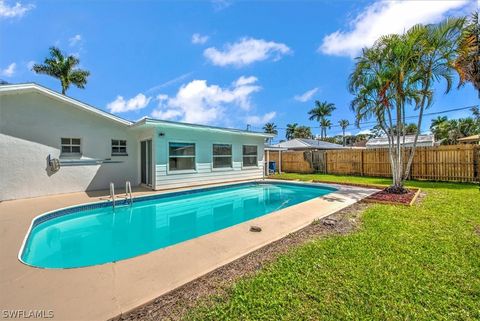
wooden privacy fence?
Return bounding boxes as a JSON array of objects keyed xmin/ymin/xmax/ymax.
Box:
[{"xmin": 270, "ymin": 145, "xmax": 480, "ymax": 182}]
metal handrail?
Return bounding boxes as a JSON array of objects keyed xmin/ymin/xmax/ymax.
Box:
[
  {"xmin": 110, "ymin": 182, "xmax": 115, "ymax": 209},
  {"xmin": 125, "ymin": 181, "xmax": 132, "ymax": 205}
]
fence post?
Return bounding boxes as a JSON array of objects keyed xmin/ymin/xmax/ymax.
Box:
[
  {"xmin": 361, "ymin": 150, "xmax": 364, "ymax": 176},
  {"xmin": 408, "ymin": 147, "xmax": 413, "ymax": 181},
  {"xmin": 325, "ymin": 151, "xmax": 328, "ymax": 174},
  {"xmin": 474, "ymin": 145, "xmax": 479, "ymax": 182}
]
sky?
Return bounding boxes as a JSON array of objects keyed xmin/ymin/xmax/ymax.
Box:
[{"xmin": 1, "ymin": 0, "xmax": 478, "ymax": 142}]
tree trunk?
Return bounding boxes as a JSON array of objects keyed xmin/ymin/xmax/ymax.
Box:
[
  {"xmin": 403, "ymin": 78, "xmax": 430, "ymax": 181},
  {"xmin": 403, "ymin": 106, "xmax": 424, "ymax": 180}
]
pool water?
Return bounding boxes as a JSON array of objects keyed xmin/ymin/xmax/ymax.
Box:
[{"xmin": 21, "ymin": 182, "xmax": 334, "ymax": 268}]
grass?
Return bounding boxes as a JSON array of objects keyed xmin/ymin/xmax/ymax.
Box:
[{"xmin": 186, "ymin": 174, "xmax": 480, "ymax": 320}]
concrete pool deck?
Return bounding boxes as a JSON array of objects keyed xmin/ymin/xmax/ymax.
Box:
[{"xmin": 0, "ymin": 179, "xmax": 377, "ymax": 321}]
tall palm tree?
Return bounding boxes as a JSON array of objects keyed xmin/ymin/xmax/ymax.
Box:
[
  {"xmin": 455, "ymin": 11, "xmax": 479, "ymax": 97},
  {"xmin": 338, "ymin": 119, "xmax": 350, "ymax": 146},
  {"xmin": 293, "ymin": 125, "xmax": 313, "ymax": 139},
  {"xmin": 285, "ymin": 123, "xmax": 298, "ymax": 140},
  {"xmin": 263, "ymin": 122, "xmax": 278, "ymax": 144},
  {"xmin": 319, "ymin": 118, "xmax": 331, "ymax": 139},
  {"xmin": 402, "ymin": 18, "xmax": 464, "ymax": 178},
  {"xmin": 350, "ymin": 28, "xmax": 426, "ymax": 192},
  {"xmin": 32, "ymin": 47, "xmax": 90, "ymax": 95},
  {"xmin": 308, "ymin": 100, "xmax": 336, "ymax": 138},
  {"xmin": 350, "ymin": 18, "xmax": 463, "ymax": 192}
]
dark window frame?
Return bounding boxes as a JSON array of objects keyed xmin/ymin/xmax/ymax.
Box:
[
  {"xmin": 242, "ymin": 145, "xmax": 258, "ymax": 167},
  {"xmin": 111, "ymin": 139, "xmax": 128, "ymax": 156},
  {"xmin": 169, "ymin": 142, "xmax": 196, "ymax": 171},
  {"xmin": 60, "ymin": 137, "xmax": 81, "ymax": 156},
  {"xmin": 212, "ymin": 144, "xmax": 233, "ymax": 169}
]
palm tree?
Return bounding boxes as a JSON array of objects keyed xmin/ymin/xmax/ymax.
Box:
[
  {"xmin": 338, "ymin": 119, "xmax": 350, "ymax": 146},
  {"xmin": 293, "ymin": 126, "xmax": 313, "ymax": 139},
  {"xmin": 455, "ymin": 11, "xmax": 479, "ymax": 97},
  {"xmin": 350, "ymin": 18, "xmax": 463, "ymax": 192},
  {"xmin": 32, "ymin": 47, "xmax": 90, "ymax": 95},
  {"xmin": 350, "ymin": 28, "xmax": 426, "ymax": 192},
  {"xmin": 401, "ymin": 18, "xmax": 464, "ymax": 179},
  {"xmin": 263, "ymin": 122, "xmax": 278, "ymax": 144},
  {"xmin": 319, "ymin": 118, "xmax": 331, "ymax": 139},
  {"xmin": 472, "ymin": 106, "xmax": 480, "ymax": 122},
  {"xmin": 308, "ymin": 100, "xmax": 336, "ymax": 138},
  {"xmin": 285, "ymin": 123, "xmax": 298, "ymax": 140},
  {"xmin": 430, "ymin": 116, "xmax": 449, "ymax": 141}
]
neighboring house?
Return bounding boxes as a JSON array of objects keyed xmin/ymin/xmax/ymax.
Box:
[
  {"xmin": 366, "ymin": 135, "xmax": 437, "ymax": 149},
  {"xmin": 0, "ymin": 83, "xmax": 272, "ymax": 201},
  {"xmin": 272, "ymin": 138, "xmax": 344, "ymax": 150},
  {"xmin": 457, "ymin": 134, "xmax": 480, "ymax": 144},
  {"xmin": 352, "ymin": 140, "xmax": 367, "ymax": 149}
]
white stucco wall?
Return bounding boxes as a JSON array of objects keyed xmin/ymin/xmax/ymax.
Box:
[
  {"xmin": 154, "ymin": 126, "xmax": 265, "ymax": 190},
  {"xmin": 0, "ymin": 91, "xmax": 139, "ymax": 201}
]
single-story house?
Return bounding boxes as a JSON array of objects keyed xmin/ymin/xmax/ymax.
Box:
[
  {"xmin": 272, "ymin": 138, "xmax": 344, "ymax": 150},
  {"xmin": 458, "ymin": 134, "xmax": 480, "ymax": 144},
  {"xmin": 0, "ymin": 83, "xmax": 272, "ymax": 201},
  {"xmin": 366, "ymin": 134, "xmax": 437, "ymax": 149}
]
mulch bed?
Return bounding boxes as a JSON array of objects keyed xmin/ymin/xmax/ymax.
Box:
[
  {"xmin": 111, "ymin": 202, "xmax": 369, "ymax": 321},
  {"xmin": 363, "ymin": 188, "xmax": 420, "ymax": 206}
]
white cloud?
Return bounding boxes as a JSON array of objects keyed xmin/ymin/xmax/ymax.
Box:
[
  {"xmin": 69, "ymin": 34, "xmax": 82, "ymax": 47},
  {"xmin": 333, "ymin": 131, "xmax": 352, "ymax": 137},
  {"xmin": 204, "ymin": 37, "xmax": 292, "ymax": 67},
  {"xmin": 294, "ymin": 87, "xmax": 319, "ymax": 102},
  {"xmin": 26, "ymin": 60, "xmax": 35, "ymax": 70},
  {"xmin": 356, "ymin": 129, "xmax": 372, "ymax": 135},
  {"xmin": 319, "ymin": 0, "xmax": 470, "ymax": 57},
  {"xmin": 192, "ymin": 33, "xmax": 209, "ymax": 45},
  {"xmin": 0, "ymin": 0, "xmax": 34, "ymax": 18},
  {"xmin": 151, "ymin": 76, "xmax": 261, "ymax": 124},
  {"xmin": 234, "ymin": 76, "xmax": 257, "ymax": 86},
  {"xmin": 1, "ymin": 63, "xmax": 16, "ymax": 77},
  {"xmin": 107, "ymin": 93, "xmax": 152, "ymax": 113},
  {"xmin": 211, "ymin": 0, "xmax": 232, "ymax": 11},
  {"xmin": 146, "ymin": 72, "xmax": 193, "ymax": 94},
  {"xmin": 245, "ymin": 112, "xmax": 276, "ymax": 126}
]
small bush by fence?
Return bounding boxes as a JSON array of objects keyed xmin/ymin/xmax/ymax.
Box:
[{"xmin": 267, "ymin": 145, "xmax": 480, "ymax": 182}]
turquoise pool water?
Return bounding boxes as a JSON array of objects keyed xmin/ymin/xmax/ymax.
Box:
[{"xmin": 21, "ymin": 182, "xmax": 335, "ymax": 268}]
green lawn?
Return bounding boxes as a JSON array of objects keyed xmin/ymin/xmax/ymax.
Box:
[{"xmin": 187, "ymin": 174, "xmax": 480, "ymax": 320}]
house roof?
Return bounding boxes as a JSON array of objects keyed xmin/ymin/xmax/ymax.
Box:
[
  {"xmin": 0, "ymin": 83, "xmax": 132, "ymax": 126},
  {"xmin": 366, "ymin": 134, "xmax": 435, "ymax": 147},
  {"xmin": 272, "ymin": 138, "xmax": 345, "ymax": 150},
  {"xmin": 264, "ymin": 144, "xmax": 288, "ymax": 151},
  {"xmin": 0, "ymin": 83, "xmax": 273, "ymax": 138},
  {"xmin": 131, "ymin": 117, "xmax": 274, "ymax": 137}
]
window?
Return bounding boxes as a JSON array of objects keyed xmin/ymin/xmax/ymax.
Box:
[
  {"xmin": 242, "ymin": 145, "xmax": 258, "ymax": 167},
  {"xmin": 169, "ymin": 142, "xmax": 196, "ymax": 171},
  {"xmin": 213, "ymin": 144, "xmax": 232, "ymax": 168},
  {"xmin": 111, "ymin": 139, "xmax": 127, "ymax": 156},
  {"xmin": 61, "ymin": 138, "xmax": 81, "ymax": 155}
]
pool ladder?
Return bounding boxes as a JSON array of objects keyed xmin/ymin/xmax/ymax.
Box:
[{"xmin": 110, "ymin": 181, "xmax": 133, "ymax": 210}]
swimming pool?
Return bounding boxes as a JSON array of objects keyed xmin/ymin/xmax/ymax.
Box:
[{"xmin": 20, "ymin": 182, "xmax": 335, "ymax": 268}]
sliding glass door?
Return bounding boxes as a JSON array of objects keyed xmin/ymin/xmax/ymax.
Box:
[{"xmin": 140, "ymin": 139, "xmax": 152, "ymax": 186}]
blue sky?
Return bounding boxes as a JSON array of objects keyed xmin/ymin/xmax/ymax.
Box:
[{"xmin": 1, "ymin": 0, "xmax": 478, "ymax": 141}]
